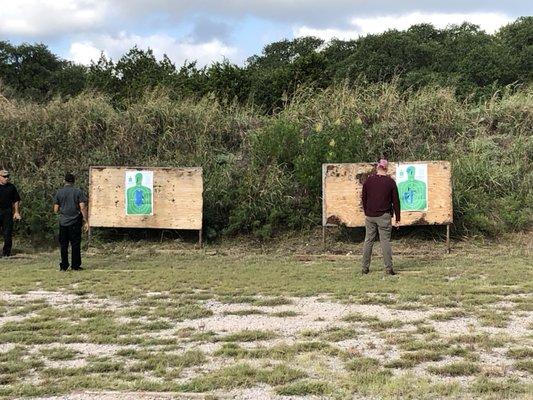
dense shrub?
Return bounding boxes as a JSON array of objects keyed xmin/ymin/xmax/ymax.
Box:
[{"xmin": 0, "ymin": 83, "xmax": 531, "ymax": 240}]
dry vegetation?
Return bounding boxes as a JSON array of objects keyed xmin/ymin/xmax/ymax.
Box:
[{"xmin": 0, "ymin": 83, "xmax": 531, "ymax": 240}]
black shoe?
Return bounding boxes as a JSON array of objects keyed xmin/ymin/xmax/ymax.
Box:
[
  {"xmin": 362, "ymin": 269, "xmax": 370, "ymax": 275},
  {"xmin": 385, "ymin": 269, "xmax": 397, "ymax": 276},
  {"xmin": 72, "ymin": 266, "xmax": 84, "ymax": 271}
]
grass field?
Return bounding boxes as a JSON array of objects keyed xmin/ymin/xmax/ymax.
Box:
[{"xmin": 0, "ymin": 233, "xmax": 531, "ymax": 399}]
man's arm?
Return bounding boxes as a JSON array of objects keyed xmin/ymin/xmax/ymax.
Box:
[
  {"xmin": 80, "ymin": 202, "xmax": 89, "ymax": 232},
  {"xmin": 362, "ymin": 182, "xmax": 368, "ymax": 215},
  {"xmin": 76, "ymin": 189, "xmax": 89, "ymax": 231},
  {"xmin": 53, "ymin": 192, "xmax": 60, "ymax": 214},
  {"xmin": 12, "ymin": 186, "xmax": 21, "ymax": 220},
  {"xmin": 79, "ymin": 202, "xmax": 88, "ymax": 222},
  {"xmin": 13, "ymin": 201, "xmax": 21, "ymax": 221},
  {"xmin": 391, "ymin": 182, "xmax": 401, "ymax": 225}
]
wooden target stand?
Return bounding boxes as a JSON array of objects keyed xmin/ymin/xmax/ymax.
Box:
[
  {"xmin": 322, "ymin": 162, "xmax": 453, "ymax": 253},
  {"xmin": 88, "ymin": 166, "xmax": 203, "ymax": 247}
]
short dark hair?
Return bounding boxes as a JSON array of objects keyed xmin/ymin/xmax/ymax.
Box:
[{"xmin": 65, "ymin": 173, "xmax": 75, "ymax": 183}]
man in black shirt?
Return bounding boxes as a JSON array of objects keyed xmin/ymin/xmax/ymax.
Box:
[
  {"xmin": 0, "ymin": 170, "xmax": 22, "ymax": 257},
  {"xmin": 53, "ymin": 173, "xmax": 88, "ymax": 271}
]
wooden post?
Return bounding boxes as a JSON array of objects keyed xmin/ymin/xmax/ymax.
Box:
[
  {"xmin": 198, "ymin": 229, "xmax": 203, "ymax": 248},
  {"xmin": 446, "ymin": 224, "xmax": 451, "ymax": 254}
]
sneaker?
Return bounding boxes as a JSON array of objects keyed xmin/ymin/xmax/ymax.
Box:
[
  {"xmin": 72, "ymin": 266, "xmax": 84, "ymax": 271},
  {"xmin": 385, "ymin": 269, "xmax": 396, "ymax": 276}
]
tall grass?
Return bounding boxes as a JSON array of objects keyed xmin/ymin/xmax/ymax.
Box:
[{"xmin": 0, "ymin": 83, "xmax": 531, "ymax": 241}]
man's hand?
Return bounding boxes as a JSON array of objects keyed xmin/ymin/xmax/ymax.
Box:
[
  {"xmin": 393, "ymin": 220, "xmax": 400, "ymax": 228},
  {"xmin": 83, "ymin": 221, "xmax": 89, "ymax": 233},
  {"xmin": 13, "ymin": 212, "xmax": 21, "ymax": 221}
]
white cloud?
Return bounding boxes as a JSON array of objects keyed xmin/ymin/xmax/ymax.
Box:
[
  {"xmin": 0, "ymin": 1, "xmax": 525, "ymax": 67},
  {"xmin": 68, "ymin": 32, "xmax": 239, "ymax": 66},
  {"xmin": 115, "ymin": 1, "xmax": 528, "ymax": 27},
  {"xmin": 294, "ymin": 27, "xmax": 361, "ymax": 42},
  {"xmin": 353, "ymin": 12, "xmax": 513, "ymax": 35},
  {"xmin": 0, "ymin": 0, "xmax": 109, "ymax": 36},
  {"xmin": 69, "ymin": 42, "xmax": 106, "ymax": 65},
  {"xmin": 294, "ymin": 11, "xmax": 514, "ymax": 41},
  {"xmin": 2, "ymin": 1, "xmax": 525, "ymax": 39}
]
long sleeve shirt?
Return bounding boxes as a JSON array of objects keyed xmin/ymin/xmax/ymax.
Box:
[{"xmin": 362, "ymin": 174, "xmax": 401, "ymax": 222}]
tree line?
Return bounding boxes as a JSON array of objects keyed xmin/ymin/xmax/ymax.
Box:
[{"xmin": 1, "ymin": 17, "xmax": 531, "ymax": 110}]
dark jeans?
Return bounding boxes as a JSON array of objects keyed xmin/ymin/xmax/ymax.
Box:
[
  {"xmin": 0, "ymin": 209, "xmax": 14, "ymax": 257},
  {"xmin": 59, "ymin": 218, "xmax": 82, "ymax": 269}
]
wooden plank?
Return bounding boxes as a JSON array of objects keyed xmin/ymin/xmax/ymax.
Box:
[
  {"xmin": 322, "ymin": 161, "xmax": 452, "ymax": 227},
  {"xmin": 88, "ymin": 166, "xmax": 203, "ymax": 230}
]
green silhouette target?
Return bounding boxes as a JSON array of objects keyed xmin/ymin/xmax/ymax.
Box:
[
  {"xmin": 125, "ymin": 171, "xmax": 153, "ymax": 215},
  {"xmin": 397, "ymin": 164, "xmax": 428, "ymax": 211}
]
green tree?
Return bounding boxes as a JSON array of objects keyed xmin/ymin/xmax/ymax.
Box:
[
  {"xmin": 247, "ymin": 37, "xmax": 327, "ymax": 111},
  {"xmin": 497, "ymin": 17, "xmax": 533, "ymax": 82},
  {"xmin": 205, "ymin": 60, "xmax": 250, "ymax": 103},
  {"xmin": 86, "ymin": 54, "xmax": 119, "ymax": 96},
  {"xmin": 114, "ymin": 47, "xmax": 177, "ymax": 100},
  {"xmin": 0, "ymin": 41, "xmax": 85, "ymax": 100},
  {"xmin": 247, "ymin": 37, "xmax": 324, "ymax": 70}
]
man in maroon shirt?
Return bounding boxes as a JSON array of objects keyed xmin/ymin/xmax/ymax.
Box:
[{"xmin": 361, "ymin": 159, "xmax": 401, "ymax": 275}]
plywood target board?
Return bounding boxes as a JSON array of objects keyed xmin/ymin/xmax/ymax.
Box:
[
  {"xmin": 89, "ymin": 166, "xmax": 203, "ymax": 230},
  {"xmin": 322, "ymin": 161, "xmax": 452, "ymax": 227}
]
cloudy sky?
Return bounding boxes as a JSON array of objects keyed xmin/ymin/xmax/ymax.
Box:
[{"xmin": 1, "ymin": 1, "xmax": 531, "ymax": 66}]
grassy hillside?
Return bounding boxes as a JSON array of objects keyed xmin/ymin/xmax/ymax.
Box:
[{"xmin": 0, "ymin": 82, "xmax": 531, "ymax": 240}]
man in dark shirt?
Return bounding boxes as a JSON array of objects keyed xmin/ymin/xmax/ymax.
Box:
[
  {"xmin": 53, "ymin": 173, "xmax": 88, "ymax": 271},
  {"xmin": 0, "ymin": 170, "xmax": 22, "ymax": 257},
  {"xmin": 361, "ymin": 159, "xmax": 401, "ymax": 275}
]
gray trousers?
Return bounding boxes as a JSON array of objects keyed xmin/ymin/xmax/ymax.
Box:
[{"xmin": 362, "ymin": 213, "xmax": 393, "ymax": 270}]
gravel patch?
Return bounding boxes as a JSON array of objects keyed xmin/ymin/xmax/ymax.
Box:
[
  {"xmin": 177, "ymin": 296, "xmax": 429, "ymax": 337},
  {"xmin": 0, "ymin": 314, "xmax": 31, "ymax": 326},
  {"xmin": 0, "ymin": 290, "xmax": 124, "ymax": 310},
  {"xmin": 3, "ymin": 290, "xmax": 531, "ymax": 400},
  {"xmin": 0, "ymin": 342, "xmax": 16, "ymax": 352},
  {"xmin": 432, "ymin": 313, "xmax": 533, "ymax": 337},
  {"xmin": 32, "ymin": 392, "xmax": 219, "ymax": 400}
]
